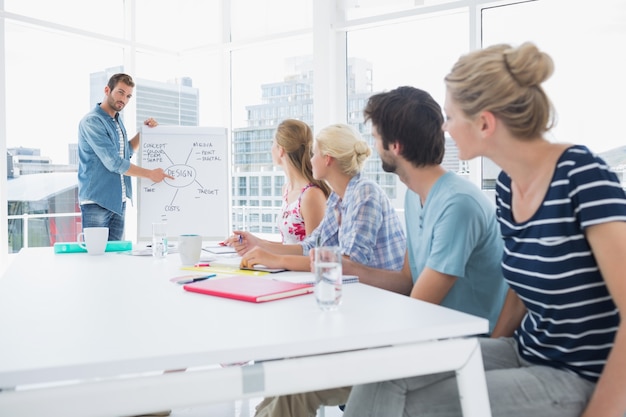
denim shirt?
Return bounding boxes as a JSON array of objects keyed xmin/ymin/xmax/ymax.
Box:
[{"xmin": 78, "ymin": 104, "xmax": 134, "ymax": 216}]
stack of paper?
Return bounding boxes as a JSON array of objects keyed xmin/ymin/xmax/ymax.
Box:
[{"xmin": 275, "ymin": 274, "xmax": 359, "ymax": 285}]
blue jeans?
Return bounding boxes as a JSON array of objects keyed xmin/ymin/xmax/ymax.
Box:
[
  {"xmin": 344, "ymin": 337, "xmax": 596, "ymax": 417},
  {"xmin": 80, "ymin": 203, "xmax": 126, "ymax": 241}
]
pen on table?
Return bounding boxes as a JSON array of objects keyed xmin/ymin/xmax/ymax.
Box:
[
  {"xmin": 195, "ymin": 262, "xmax": 211, "ymax": 267},
  {"xmin": 177, "ymin": 274, "xmax": 216, "ymax": 285}
]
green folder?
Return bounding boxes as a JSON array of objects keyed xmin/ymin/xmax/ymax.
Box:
[{"xmin": 53, "ymin": 240, "xmax": 133, "ymax": 254}]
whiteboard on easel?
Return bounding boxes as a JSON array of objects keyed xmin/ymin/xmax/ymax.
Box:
[{"xmin": 137, "ymin": 126, "xmax": 230, "ymax": 242}]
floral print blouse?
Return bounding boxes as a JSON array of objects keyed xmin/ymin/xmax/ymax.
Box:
[{"xmin": 278, "ymin": 183, "xmax": 319, "ymax": 244}]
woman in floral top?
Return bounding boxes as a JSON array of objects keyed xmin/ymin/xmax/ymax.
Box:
[
  {"xmin": 275, "ymin": 120, "xmax": 330, "ymax": 242},
  {"xmin": 279, "ymin": 183, "xmax": 320, "ymax": 243},
  {"xmin": 238, "ymin": 119, "xmax": 330, "ymax": 245}
]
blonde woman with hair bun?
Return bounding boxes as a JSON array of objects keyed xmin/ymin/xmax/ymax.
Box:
[
  {"xmin": 345, "ymin": 42, "xmax": 626, "ymax": 417},
  {"xmin": 313, "ymin": 123, "xmax": 372, "ymax": 177},
  {"xmin": 233, "ymin": 123, "xmax": 406, "ymax": 281}
]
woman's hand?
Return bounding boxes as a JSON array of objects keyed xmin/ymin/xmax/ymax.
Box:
[
  {"xmin": 225, "ymin": 231, "xmax": 258, "ymax": 255},
  {"xmin": 308, "ymin": 248, "xmax": 317, "ymax": 272},
  {"xmin": 240, "ymin": 247, "xmax": 281, "ymax": 269}
]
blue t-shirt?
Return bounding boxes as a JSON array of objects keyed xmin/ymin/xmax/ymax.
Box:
[
  {"xmin": 405, "ymin": 172, "xmax": 507, "ymax": 333},
  {"xmin": 496, "ymin": 145, "xmax": 626, "ymax": 382}
]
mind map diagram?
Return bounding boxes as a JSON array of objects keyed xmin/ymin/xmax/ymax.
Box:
[{"xmin": 138, "ymin": 126, "xmax": 229, "ymax": 241}]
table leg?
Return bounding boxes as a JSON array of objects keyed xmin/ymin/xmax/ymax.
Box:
[{"xmin": 455, "ymin": 338, "xmax": 492, "ymax": 417}]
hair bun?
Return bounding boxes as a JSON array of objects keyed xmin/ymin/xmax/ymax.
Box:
[
  {"xmin": 503, "ymin": 42, "xmax": 554, "ymax": 88},
  {"xmin": 355, "ymin": 140, "xmax": 371, "ymax": 155}
]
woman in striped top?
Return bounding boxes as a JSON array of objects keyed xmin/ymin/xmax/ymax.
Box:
[{"xmin": 344, "ymin": 43, "xmax": 626, "ymax": 417}]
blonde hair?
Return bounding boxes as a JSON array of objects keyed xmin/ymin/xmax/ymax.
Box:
[
  {"xmin": 445, "ymin": 42, "xmax": 556, "ymax": 139},
  {"xmin": 275, "ymin": 119, "xmax": 331, "ymax": 197},
  {"xmin": 315, "ymin": 124, "xmax": 372, "ymax": 176}
]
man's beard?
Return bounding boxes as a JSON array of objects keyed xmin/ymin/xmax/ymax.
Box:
[
  {"xmin": 381, "ymin": 158, "xmax": 396, "ymax": 173},
  {"xmin": 109, "ymin": 97, "xmax": 125, "ymax": 111}
]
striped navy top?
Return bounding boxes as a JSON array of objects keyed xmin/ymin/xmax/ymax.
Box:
[{"xmin": 496, "ymin": 145, "xmax": 626, "ymax": 382}]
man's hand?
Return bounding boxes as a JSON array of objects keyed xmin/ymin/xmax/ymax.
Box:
[
  {"xmin": 130, "ymin": 118, "xmax": 158, "ymax": 151},
  {"xmin": 149, "ymin": 167, "xmax": 174, "ymax": 183},
  {"xmin": 144, "ymin": 118, "xmax": 158, "ymax": 127}
]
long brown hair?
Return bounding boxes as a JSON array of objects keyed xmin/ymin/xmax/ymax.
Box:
[{"xmin": 275, "ymin": 119, "xmax": 331, "ymax": 197}]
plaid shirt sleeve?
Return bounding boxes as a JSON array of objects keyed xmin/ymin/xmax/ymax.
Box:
[
  {"xmin": 301, "ymin": 178, "xmax": 405, "ymax": 271},
  {"xmin": 340, "ymin": 179, "xmax": 405, "ymax": 270},
  {"xmin": 300, "ymin": 193, "xmax": 341, "ymax": 255}
]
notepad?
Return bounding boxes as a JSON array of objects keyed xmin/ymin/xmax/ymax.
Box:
[
  {"xmin": 183, "ymin": 275, "xmax": 314, "ymax": 303},
  {"xmin": 276, "ymin": 274, "xmax": 359, "ymax": 285},
  {"xmin": 182, "ymin": 265, "xmax": 271, "ymax": 277},
  {"xmin": 241, "ymin": 265, "xmax": 287, "ymax": 273},
  {"xmin": 202, "ymin": 245, "xmax": 237, "ymax": 254}
]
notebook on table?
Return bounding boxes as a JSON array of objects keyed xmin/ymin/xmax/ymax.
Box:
[
  {"xmin": 183, "ymin": 275, "xmax": 314, "ymax": 303},
  {"xmin": 202, "ymin": 245, "xmax": 237, "ymax": 254},
  {"xmin": 275, "ymin": 274, "xmax": 359, "ymax": 285},
  {"xmin": 241, "ymin": 265, "xmax": 287, "ymax": 273}
]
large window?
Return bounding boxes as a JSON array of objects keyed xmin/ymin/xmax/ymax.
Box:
[
  {"xmin": 480, "ymin": 0, "xmax": 626, "ymax": 187},
  {"xmin": 4, "ymin": 23, "xmax": 124, "ymax": 165},
  {"xmin": 231, "ymin": 37, "xmax": 314, "ymax": 131},
  {"xmin": 230, "ymin": 0, "xmax": 313, "ymax": 40},
  {"xmin": 4, "ymin": 21, "xmax": 124, "ymax": 252},
  {"xmin": 2, "ymin": 0, "xmax": 225, "ymax": 255},
  {"xmin": 4, "ymin": 0, "xmax": 124, "ymax": 36},
  {"xmin": 346, "ymin": 8, "xmax": 469, "ymax": 207},
  {"xmin": 2, "ymin": 0, "xmax": 626, "ymax": 262},
  {"xmin": 135, "ymin": 0, "xmax": 222, "ymax": 51},
  {"xmin": 343, "ymin": 0, "xmax": 458, "ymax": 20},
  {"xmin": 230, "ymin": 35, "xmax": 313, "ymax": 231}
]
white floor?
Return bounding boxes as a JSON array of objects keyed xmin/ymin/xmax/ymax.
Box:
[{"xmin": 167, "ymin": 397, "xmax": 344, "ymax": 417}]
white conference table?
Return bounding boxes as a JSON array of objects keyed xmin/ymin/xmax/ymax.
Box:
[{"xmin": 0, "ymin": 247, "xmax": 492, "ymax": 417}]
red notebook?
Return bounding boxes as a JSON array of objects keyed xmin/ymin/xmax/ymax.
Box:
[{"xmin": 183, "ymin": 276, "xmax": 314, "ymax": 303}]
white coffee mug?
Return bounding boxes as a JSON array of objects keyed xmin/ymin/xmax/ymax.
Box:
[
  {"xmin": 178, "ymin": 234, "xmax": 203, "ymax": 266},
  {"xmin": 77, "ymin": 227, "xmax": 109, "ymax": 255}
]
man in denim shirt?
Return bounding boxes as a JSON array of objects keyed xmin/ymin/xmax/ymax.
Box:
[{"xmin": 78, "ymin": 73, "xmax": 173, "ymax": 240}]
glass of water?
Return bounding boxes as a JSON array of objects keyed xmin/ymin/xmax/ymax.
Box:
[
  {"xmin": 152, "ymin": 222, "xmax": 168, "ymax": 258},
  {"xmin": 314, "ymin": 246, "xmax": 343, "ymax": 311}
]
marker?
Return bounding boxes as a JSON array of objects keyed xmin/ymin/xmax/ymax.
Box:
[
  {"xmin": 195, "ymin": 262, "xmax": 211, "ymax": 267},
  {"xmin": 177, "ymin": 274, "xmax": 216, "ymax": 285}
]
